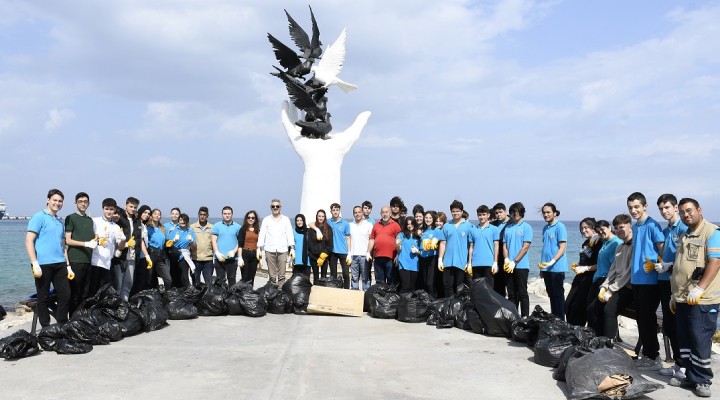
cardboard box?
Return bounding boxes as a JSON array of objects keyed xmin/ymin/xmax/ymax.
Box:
[{"xmin": 307, "ymin": 285, "xmax": 364, "ymax": 317}]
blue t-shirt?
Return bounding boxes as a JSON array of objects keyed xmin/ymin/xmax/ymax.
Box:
[
  {"xmin": 396, "ymin": 233, "xmax": 420, "ymax": 272},
  {"xmin": 329, "ymin": 218, "xmax": 351, "ymax": 254},
  {"xmin": 541, "ymin": 221, "xmax": 568, "ymax": 272},
  {"xmin": 594, "ymin": 236, "xmax": 623, "ymax": 282},
  {"xmin": 366, "ymin": 217, "xmax": 376, "ymax": 225},
  {"xmin": 503, "ymin": 220, "xmax": 533, "ymax": 270},
  {"xmin": 168, "ymin": 227, "xmax": 196, "ymax": 260},
  {"xmin": 27, "ymin": 209, "xmax": 66, "ymax": 265},
  {"xmin": 211, "ymin": 221, "xmax": 241, "ymax": 256},
  {"xmin": 469, "ymin": 224, "xmax": 500, "ymax": 266},
  {"xmin": 147, "ymin": 225, "xmax": 166, "ymax": 249},
  {"xmin": 659, "ymin": 219, "xmax": 688, "ymax": 281},
  {"xmin": 631, "ymin": 216, "xmax": 665, "ymax": 285},
  {"xmin": 437, "ymin": 220, "xmax": 472, "ymax": 269},
  {"xmin": 293, "ymin": 230, "xmax": 306, "ymax": 265},
  {"xmin": 420, "ymin": 227, "xmax": 440, "ymax": 258}
]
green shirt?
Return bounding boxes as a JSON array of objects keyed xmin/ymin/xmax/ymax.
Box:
[{"xmin": 65, "ymin": 212, "xmax": 94, "ymax": 263}]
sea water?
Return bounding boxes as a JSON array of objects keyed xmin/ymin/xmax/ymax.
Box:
[{"xmin": 0, "ymin": 218, "xmax": 589, "ymax": 308}]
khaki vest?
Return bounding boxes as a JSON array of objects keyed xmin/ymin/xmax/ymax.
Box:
[{"xmin": 671, "ymin": 219, "xmax": 720, "ymax": 304}]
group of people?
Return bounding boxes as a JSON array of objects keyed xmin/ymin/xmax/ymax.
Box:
[{"xmin": 26, "ymin": 190, "xmax": 718, "ymax": 398}]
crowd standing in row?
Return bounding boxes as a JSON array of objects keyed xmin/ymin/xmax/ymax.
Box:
[{"xmin": 26, "ymin": 190, "xmax": 718, "ymax": 398}]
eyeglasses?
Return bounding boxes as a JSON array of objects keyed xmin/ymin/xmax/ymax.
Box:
[
  {"xmin": 247, "ymin": 216, "xmax": 256, "ymax": 220},
  {"xmin": 76, "ymin": 200, "xmax": 89, "ymax": 204},
  {"xmin": 271, "ymin": 205, "xmax": 281, "ymax": 209}
]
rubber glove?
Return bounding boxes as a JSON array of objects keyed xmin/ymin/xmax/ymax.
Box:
[
  {"xmin": 315, "ymin": 228, "xmax": 323, "ymax": 241},
  {"xmin": 289, "ymin": 249, "xmax": 295, "ymax": 260},
  {"xmin": 85, "ymin": 240, "xmax": 98, "ymax": 249},
  {"xmin": 410, "ymin": 246, "xmax": 420, "ymax": 255},
  {"xmin": 503, "ymin": 258, "xmax": 515, "ymax": 273},
  {"xmin": 256, "ymin": 249, "xmax": 263, "ymax": 261},
  {"xmin": 238, "ymin": 257, "xmax": 245, "ymax": 268},
  {"xmin": 431, "ymin": 238, "xmax": 439, "ymax": 250},
  {"xmin": 31, "ymin": 261, "xmax": 42, "ymax": 278},
  {"xmin": 99, "ymin": 236, "xmax": 108, "ymax": 247},
  {"xmin": 345, "ymin": 254, "xmax": 352, "ymax": 266},
  {"xmin": 188, "ymin": 262, "xmax": 195, "ymax": 273},
  {"xmin": 464, "ymin": 263, "xmax": 472, "ymax": 276},
  {"xmin": 574, "ymin": 266, "xmax": 590, "ymax": 274},
  {"xmin": 127, "ymin": 236, "xmax": 136, "ymax": 248},
  {"xmin": 115, "ymin": 232, "xmax": 126, "ymax": 244},
  {"xmin": 687, "ymin": 285, "xmax": 704, "ymax": 305},
  {"xmin": 491, "ymin": 262, "xmax": 498, "ymax": 275},
  {"xmin": 365, "ymin": 252, "xmax": 372, "ymax": 262},
  {"xmin": 173, "ymin": 233, "xmax": 180, "ymax": 242},
  {"xmin": 186, "ymin": 234, "xmax": 193, "ymax": 242},
  {"xmin": 669, "ymin": 296, "xmax": 676, "ymax": 314},
  {"xmin": 643, "ymin": 257, "xmax": 658, "ymax": 273},
  {"xmin": 165, "ymin": 239, "xmax": 174, "ymax": 248},
  {"xmin": 538, "ymin": 259, "xmax": 555, "ymax": 269},
  {"xmin": 438, "ymin": 259, "xmax": 445, "ymax": 271},
  {"xmin": 421, "ymin": 239, "xmax": 430, "ymax": 251},
  {"xmin": 318, "ymin": 252, "xmax": 328, "ymax": 266},
  {"xmin": 656, "ymin": 261, "xmax": 672, "ymax": 273},
  {"xmin": 146, "ymin": 259, "xmax": 153, "ymax": 270},
  {"xmin": 226, "ymin": 250, "xmax": 235, "ymax": 259},
  {"xmin": 215, "ymin": 251, "xmax": 226, "ymax": 262},
  {"xmin": 66, "ymin": 266, "xmax": 75, "ymax": 280},
  {"xmin": 114, "ymin": 249, "xmax": 122, "ymax": 258},
  {"xmin": 598, "ymin": 287, "xmax": 611, "ymax": 302}
]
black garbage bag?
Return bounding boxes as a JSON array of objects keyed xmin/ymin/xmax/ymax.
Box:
[
  {"xmin": 55, "ymin": 339, "xmax": 93, "ymax": 355},
  {"xmin": 268, "ymin": 292, "xmax": 294, "ymax": 314},
  {"xmin": 455, "ymin": 301, "xmax": 477, "ymax": 330},
  {"xmin": 437, "ymin": 297, "xmax": 463, "ymax": 328},
  {"xmin": 237, "ymin": 290, "xmax": 268, "ymax": 317},
  {"xmin": 119, "ymin": 309, "xmax": 144, "ymax": 337},
  {"xmin": 466, "ymin": 309, "xmax": 486, "ymax": 334},
  {"xmin": 397, "ymin": 290, "xmax": 432, "ymax": 323},
  {"xmin": 470, "ymin": 278, "xmax": 519, "ymax": 337},
  {"xmin": 129, "ymin": 289, "xmax": 170, "ymax": 331},
  {"xmin": 0, "ymin": 330, "xmax": 40, "ymax": 360},
  {"xmin": 537, "ymin": 319, "xmax": 574, "ymax": 342},
  {"xmin": 64, "ymin": 316, "xmax": 109, "ymax": 345},
  {"xmin": 369, "ymin": 287, "xmax": 400, "ymax": 319},
  {"xmin": 554, "ymin": 337, "xmax": 613, "ymax": 382},
  {"xmin": 38, "ymin": 324, "xmax": 66, "ymax": 351},
  {"xmin": 0, "ymin": 305, "xmax": 7, "ymax": 321},
  {"xmin": 315, "ymin": 276, "xmax": 344, "ymax": 288},
  {"xmin": 282, "ymin": 274, "xmax": 312, "ymax": 314},
  {"xmin": 165, "ymin": 288, "xmax": 198, "ymax": 320},
  {"xmin": 533, "ymin": 331, "xmax": 579, "ymax": 368},
  {"xmin": 181, "ymin": 285, "xmax": 204, "ymax": 304},
  {"xmin": 511, "ymin": 305, "xmax": 560, "ymax": 345},
  {"xmin": 225, "ymin": 294, "xmax": 245, "ymax": 316},
  {"xmin": 565, "ymin": 347, "xmax": 663, "ymax": 400},
  {"xmin": 364, "ymin": 283, "xmax": 396, "ymax": 312},
  {"xmin": 196, "ymin": 279, "xmax": 228, "ymax": 316},
  {"xmin": 426, "ymin": 298, "xmax": 446, "ymax": 326},
  {"xmin": 98, "ymin": 319, "xmax": 124, "ymax": 342},
  {"xmin": 77, "ymin": 283, "xmax": 129, "ymax": 321},
  {"xmin": 256, "ymin": 282, "xmax": 281, "ymax": 303}
]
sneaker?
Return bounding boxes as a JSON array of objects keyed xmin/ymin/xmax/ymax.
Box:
[
  {"xmin": 635, "ymin": 356, "xmax": 662, "ymax": 371},
  {"xmin": 659, "ymin": 364, "xmax": 678, "ymax": 376},
  {"xmin": 674, "ymin": 367, "xmax": 687, "ymax": 380},
  {"xmin": 694, "ymin": 383, "xmax": 711, "ymax": 398},
  {"xmin": 669, "ymin": 377, "xmax": 694, "ymax": 388}
]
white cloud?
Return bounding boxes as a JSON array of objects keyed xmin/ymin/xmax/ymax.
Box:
[{"xmin": 44, "ymin": 107, "xmax": 75, "ymax": 131}]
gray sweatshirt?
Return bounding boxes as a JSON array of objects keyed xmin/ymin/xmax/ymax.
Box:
[{"xmin": 601, "ymin": 238, "xmax": 633, "ymax": 293}]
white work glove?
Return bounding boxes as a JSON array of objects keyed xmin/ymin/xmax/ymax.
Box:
[
  {"xmin": 84, "ymin": 240, "xmax": 98, "ymax": 249},
  {"xmin": 238, "ymin": 257, "xmax": 245, "ymax": 268},
  {"xmin": 31, "ymin": 261, "xmax": 42, "ymax": 278},
  {"xmin": 503, "ymin": 258, "xmax": 515, "ymax": 273},
  {"xmin": 410, "ymin": 246, "xmax": 420, "ymax": 255},
  {"xmin": 438, "ymin": 259, "xmax": 445, "ymax": 271},
  {"xmin": 186, "ymin": 234, "xmax": 193, "ymax": 242},
  {"xmin": 366, "ymin": 252, "xmax": 373, "ymax": 262},
  {"xmin": 345, "ymin": 254, "xmax": 352, "ymax": 266},
  {"xmin": 315, "ymin": 227, "xmax": 323, "ymax": 241},
  {"xmin": 574, "ymin": 266, "xmax": 591, "ymax": 274},
  {"xmin": 215, "ymin": 251, "xmax": 226, "ymax": 262},
  {"xmin": 538, "ymin": 259, "xmax": 555, "ymax": 269},
  {"xmin": 115, "ymin": 232, "xmax": 126, "ymax": 244},
  {"xmin": 114, "ymin": 249, "xmax": 122, "ymax": 258},
  {"xmin": 598, "ymin": 288, "xmax": 612, "ymax": 302},
  {"xmin": 188, "ymin": 263, "xmax": 195, "ymax": 273},
  {"xmin": 491, "ymin": 262, "xmax": 498, "ymax": 275},
  {"xmin": 66, "ymin": 266, "xmax": 75, "ymax": 280},
  {"xmin": 464, "ymin": 263, "xmax": 472, "ymax": 276},
  {"xmin": 256, "ymin": 249, "xmax": 263, "ymax": 261},
  {"xmin": 687, "ymin": 285, "xmax": 705, "ymax": 305},
  {"xmin": 173, "ymin": 233, "xmax": 180, "ymax": 241},
  {"xmin": 289, "ymin": 248, "xmax": 295, "ymax": 260},
  {"xmin": 656, "ymin": 261, "xmax": 673, "ymax": 273}
]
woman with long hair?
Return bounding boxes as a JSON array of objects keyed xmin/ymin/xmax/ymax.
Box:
[
  {"xmin": 292, "ymin": 214, "xmax": 311, "ymax": 277},
  {"xmin": 418, "ymin": 211, "xmax": 439, "ymax": 297},
  {"xmin": 238, "ymin": 210, "xmax": 260, "ymax": 286},
  {"xmin": 131, "ymin": 205, "xmax": 153, "ymax": 294},
  {"xmin": 564, "ymin": 217, "xmax": 601, "ymax": 325},
  {"xmin": 396, "ymin": 217, "xmax": 421, "ymax": 292},
  {"xmin": 166, "ymin": 213, "xmax": 196, "ymax": 288},
  {"xmin": 147, "ymin": 209, "xmax": 172, "ymax": 289},
  {"xmin": 307, "ymin": 209, "xmax": 333, "ymax": 284},
  {"xmin": 587, "ymin": 220, "xmax": 623, "ymax": 334}
]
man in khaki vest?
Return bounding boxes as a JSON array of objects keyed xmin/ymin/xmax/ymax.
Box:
[{"xmin": 669, "ymin": 197, "xmax": 720, "ymax": 398}]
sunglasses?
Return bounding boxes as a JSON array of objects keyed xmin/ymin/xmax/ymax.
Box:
[
  {"xmin": 247, "ymin": 216, "xmax": 256, "ymax": 220},
  {"xmin": 271, "ymin": 205, "xmax": 281, "ymax": 209}
]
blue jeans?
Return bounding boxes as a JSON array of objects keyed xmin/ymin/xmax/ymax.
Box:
[
  {"xmin": 676, "ymin": 302, "xmax": 718, "ymax": 385},
  {"xmin": 193, "ymin": 260, "xmax": 214, "ymax": 285},
  {"xmin": 350, "ymin": 255, "xmax": 369, "ymax": 290},
  {"xmin": 374, "ymin": 257, "xmax": 394, "ymax": 285}
]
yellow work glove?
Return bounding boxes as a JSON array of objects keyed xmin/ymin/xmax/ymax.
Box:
[
  {"xmin": 165, "ymin": 239, "xmax": 174, "ymax": 248},
  {"xmin": 99, "ymin": 236, "xmax": 108, "ymax": 247},
  {"xmin": 431, "ymin": 238, "xmax": 439, "ymax": 250},
  {"xmin": 464, "ymin": 263, "xmax": 472, "ymax": 276},
  {"xmin": 345, "ymin": 254, "xmax": 352, "ymax": 266},
  {"xmin": 31, "ymin": 261, "xmax": 42, "ymax": 278},
  {"xmin": 318, "ymin": 252, "xmax": 328, "ymax": 266},
  {"xmin": 538, "ymin": 259, "xmax": 555, "ymax": 269},
  {"xmin": 256, "ymin": 249, "xmax": 263, "ymax": 261},
  {"xmin": 503, "ymin": 258, "xmax": 515, "ymax": 273},
  {"xmin": 146, "ymin": 259, "xmax": 153, "ymax": 270},
  {"xmin": 643, "ymin": 257, "xmax": 660, "ymax": 273},
  {"xmin": 421, "ymin": 239, "xmax": 430, "ymax": 251},
  {"xmin": 127, "ymin": 236, "xmax": 136, "ymax": 248},
  {"xmin": 66, "ymin": 266, "xmax": 75, "ymax": 280},
  {"xmin": 687, "ymin": 285, "xmax": 705, "ymax": 305}
]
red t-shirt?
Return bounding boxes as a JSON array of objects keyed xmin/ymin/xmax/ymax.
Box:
[{"xmin": 370, "ymin": 220, "xmax": 401, "ymax": 258}]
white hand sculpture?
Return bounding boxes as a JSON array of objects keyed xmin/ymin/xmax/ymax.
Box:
[{"xmin": 281, "ymin": 101, "xmax": 371, "ymax": 217}]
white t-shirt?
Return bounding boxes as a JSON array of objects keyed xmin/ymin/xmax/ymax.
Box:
[
  {"xmin": 258, "ymin": 215, "xmax": 295, "ymax": 252},
  {"xmin": 91, "ymin": 217, "xmax": 124, "ymax": 270},
  {"xmin": 349, "ymin": 220, "xmax": 373, "ymax": 256}
]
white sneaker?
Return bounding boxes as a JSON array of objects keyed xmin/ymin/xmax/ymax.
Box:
[
  {"xmin": 659, "ymin": 364, "xmax": 680, "ymax": 376},
  {"xmin": 673, "ymin": 366, "xmax": 686, "ymax": 380}
]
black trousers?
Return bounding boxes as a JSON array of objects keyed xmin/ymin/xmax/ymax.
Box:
[
  {"xmin": 68, "ymin": 262, "xmax": 91, "ymax": 316},
  {"xmin": 565, "ymin": 272, "xmax": 594, "ymax": 326},
  {"xmin": 130, "ymin": 258, "xmax": 153, "ymax": 296},
  {"xmin": 329, "ymin": 252, "xmax": 349, "ymax": 289},
  {"xmin": 543, "ymin": 271, "xmax": 566, "ymax": 320},
  {"xmin": 214, "ymin": 258, "xmax": 237, "ymax": 286},
  {"xmin": 586, "ymin": 279, "xmax": 605, "ymax": 333},
  {"xmin": 507, "ymin": 268, "xmax": 530, "ymax": 317},
  {"xmin": 399, "ymin": 269, "xmax": 418, "ymax": 293},
  {"xmin": 89, "ymin": 265, "xmax": 112, "ymax": 298},
  {"xmin": 472, "ymin": 266, "xmax": 493, "ymax": 287},
  {"xmin": 658, "ymin": 280, "xmax": 680, "ymax": 363},
  {"xmin": 443, "ymin": 267, "xmax": 465, "ymax": 297},
  {"xmin": 493, "ymin": 267, "xmax": 509, "ymax": 298},
  {"xmin": 633, "ymin": 284, "xmax": 661, "ymax": 359},
  {"xmin": 601, "ymin": 286, "xmax": 633, "ymax": 339},
  {"xmin": 418, "ymin": 256, "xmax": 437, "ymax": 298},
  {"xmin": 240, "ymin": 249, "xmax": 259, "ymax": 286},
  {"xmin": 35, "ymin": 262, "xmax": 70, "ymax": 327}
]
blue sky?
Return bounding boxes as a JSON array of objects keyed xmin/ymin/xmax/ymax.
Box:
[{"xmin": 2, "ymin": 0, "xmax": 719, "ymax": 222}]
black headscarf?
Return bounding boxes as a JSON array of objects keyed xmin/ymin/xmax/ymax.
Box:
[{"xmin": 295, "ymin": 214, "xmax": 307, "ymax": 234}]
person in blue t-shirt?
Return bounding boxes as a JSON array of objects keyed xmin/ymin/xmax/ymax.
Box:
[
  {"xmin": 627, "ymin": 192, "xmax": 665, "ymax": 371},
  {"xmin": 166, "ymin": 213, "xmax": 197, "ymax": 288},
  {"xmin": 655, "ymin": 193, "xmax": 688, "ymax": 379},
  {"xmin": 211, "ymin": 206, "xmax": 241, "ymax": 286},
  {"xmin": 396, "ymin": 217, "xmax": 421, "ymax": 292},
  {"xmin": 492, "ymin": 203, "xmax": 511, "ymax": 298},
  {"xmin": 538, "ymin": 203, "xmax": 569, "ymax": 320},
  {"xmin": 468, "ymin": 205, "xmax": 500, "ymax": 285},
  {"xmin": 438, "ymin": 200, "xmax": 472, "ymax": 296},
  {"xmin": 503, "ymin": 202, "xmax": 533, "ymax": 317},
  {"xmin": 146, "ymin": 209, "xmax": 172, "ymax": 289},
  {"xmin": 26, "ymin": 188, "xmax": 71, "ymax": 327},
  {"xmin": 419, "ymin": 211, "xmax": 440, "ymax": 298},
  {"xmin": 328, "ymin": 203, "xmax": 351, "ymax": 289}
]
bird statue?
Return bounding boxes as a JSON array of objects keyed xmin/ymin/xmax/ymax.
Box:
[{"xmin": 310, "ymin": 28, "xmax": 357, "ymax": 93}]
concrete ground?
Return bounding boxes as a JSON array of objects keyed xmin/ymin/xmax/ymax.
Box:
[{"xmin": 0, "ymin": 275, "xmax": 717, "ymax": 400}]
